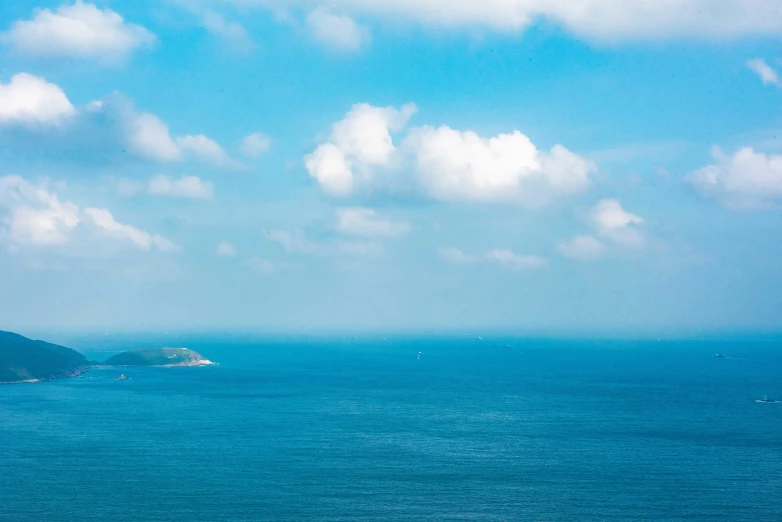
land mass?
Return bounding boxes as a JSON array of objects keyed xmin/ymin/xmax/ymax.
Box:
[
  {"xmin": 104, "ymin": 348, "xmax": 214, "ymax": 367},
  {"xmin": 0, "ymin": 330, "xmax": 91, "ymax": 384},
  {"xmin": 1, "ymin": 331, "xmax": 215, "ymax": 384}
]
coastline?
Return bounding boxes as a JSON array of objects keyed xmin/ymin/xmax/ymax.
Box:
[
  {"xmin": 97, "ymin": 359, "xmax": 216, "ymax": 369},
  {"xmin": 0, "ymin": 367, "xmax": 90, "ymax": 385}
]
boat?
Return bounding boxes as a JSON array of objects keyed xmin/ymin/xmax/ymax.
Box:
[
  {"xmin": 756, "ymin": 395, "xmax": 777, "ymax": 403},
  {"xmin": 713, "ymin": 353, "xmax": 727, "ymax": 358},
  {"xmin": 116, "ymin": 374, "xmax": 129, "ymax": 381}
]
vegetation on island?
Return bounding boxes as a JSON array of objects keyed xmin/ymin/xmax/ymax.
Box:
[
  {"xmin": 1, "ymin": 331, "xmax": 213, "ymax": 384},
  {"xmin": 104, "ymin": 348, "xmax": 212, "ymax": 367},
  {"xmin": 0, "ymin": 330, "xmax": 91, "ymax": 384}
]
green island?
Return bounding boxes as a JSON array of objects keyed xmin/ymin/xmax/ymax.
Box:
[
  {"xmin": 0, "ymin": 330, "xmax": 213, "ymax": 384},
  {"xmin": 104, "ymin": 347, "xmax": 214, "ymax": 367},
  {"xmin": 0, "ymin": 331, "xmax": 91, "ymax": 384}
]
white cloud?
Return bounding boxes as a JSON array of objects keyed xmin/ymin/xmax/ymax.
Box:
[
  {"xmin": 216, "ymin": 241, "xmax": 238, "ymax": 257},
  {"xmin": 265, "ymin": 230, "xmax": 320, "ymax": 254},
  {"xmin": 84, "ymin": 96, "xmax": 235, "ymax": 167},
  {"xmin": 84, "ymin": 207, "xmax": 178, "ymax": 252},
  {"xmin": 265, "ymin": 229, "xmax": 384, "ymax": 258},
  {"xmin": 335, "ymin": 207, "xmax": 410, "ymax": 238},
  {"xmin": 306, "ymin": 103, "xmax": 592, "ymax": 204},
  {"xmin": 438, "ymin": 247, "xmax": 477, "ymax": 264},
  {"xmin": 305, "ymin": 103, "xmax": 417, "ymax": 196},
  {"xmin": 3, "ymin": 1, "xmax": 155, "ymax": 62},
  {"xmin": 406, "ymin": 126, "xmax": 593, "ymax": 205},
  {"xmin": 689, "ymin": 147, "xmax": 782, "ymax": 209},
  {"xmin": 556, "ymin": 200, "xmax": 644, "ymax": 261},
  {"xmin": 591, "ymin": 199, "xmax": 644, "ymax": 247},
  {"xmin": 557, "ymin": 235, "xmax": 605, "ymax": 260},
  {"xmin": 305, "ymin": 143, "xmax": 354, "ymax": 196},
  {"xmin": 241, "ymin": 132, "xmax": 271, "ymax": 157},
  {"xmin": 125, "ymin": 111, "xmax": 183, "ymax": 162},
  {"xmin": 176, "ymin": 134, "xmax": 243, "ymax": 169},
  {"xmin": 0, "ymin": 176, "xmax": 176, "ymax": 252},
  {"xmin": 247, "ymin": 257, "xmax": 274, "ymax": 274},
  {"xmin": 258, "ymin": 0, "xmax": 782, "ymax": 41},
  {"xmin": 0, "ymin": 73, "xmax": 75, "ymax": 126},
  {"xmin": 199, "ymin": 10, "xmax": 255, "ymax": 52},
  {"xmin": 148, "ymin": 175, "xmax": 214, "ymax": 200},
  {"xmin": 0, "ymin": 176, "xmax": 80, "ymax": 245},
  {"xmin": 306, "ymin": 8, "xmax": 368, "ymax": 52},
  {"xmin": 486, "ymin": 249, "xmax": 547, "ymax": 270},
  {"xmin": 437, "ymin": 246, "xmax": 546, "ymax": 269},
  {"xmin": 746, "ymin": 58, "xmax": 781, "ymax": 87}
]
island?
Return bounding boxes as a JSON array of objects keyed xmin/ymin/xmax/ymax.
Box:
[
  {"xmin": 0, "ymin": 330, "xmax": 91, "ymax": 384},
  {"xmin": 1, "ymin": 330, "xmax": 216, "ymax": 384},
  {"xmin": 104, "ymin": 348, "xmax": 214, "ymax": 367}
]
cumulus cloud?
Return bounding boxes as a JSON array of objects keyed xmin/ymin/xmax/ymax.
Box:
[
  {"xmin": 125, "ymin": 111, "xmax": 183, "ymax": 162},
  {"xmin": 2, "ymin": 1, "xmax": 155, "ymax": 62},
  {"xmin": 0, "ymin": 73, "xmax": 75, "ymax": 126},
  {"xmin": 556, "ymin": 200, "xmax": 644, "ymax": 261},
  {"xmin": 335, "ymin": 207, "xmax": 409, "ymax": 238},
  {"xmin": 241, "ymin": 132, "xmax": 271, "ymax": 157},
  {"xmin": 305, "ymin": 102, "xmax": 592, "ymax": 205},
  {"xmin": 148, "ymin": 175, "xmax": 214, "ymax": 199},
  {"xmin": 0, "ymin": 176, "xmax": 80, "ymax": 245},
  {"xmin": 746, "ymin": 58, "xmax": 781, "ymax": 87},
  {"xmin": 486, "ymin": 249, "xmax": 547, "ymax": 270},
  {"xmin": 103, "ymin": 100, "xmax": 239, "ymax": 167},
  {"xmin": 0, "ymin": 85, "xmax": 235, "ymax": 169},
  {"xmin": 556, "ymin": 235, "xmax": 605, "ymax": 260},
  {"xmin": 591, "ymin": 199, "xmax": 645, "ymax": 247},
  {"xmin": 437, "ymin": 245, "xmax": 545, "ymax": 269},
  {"xmin": 0, "ymin": 176, "xmax": 176, "ymax": 252},
  {"xmin": 305, "ymin": 103, "xmax": 417, "ymax": 196},
  {"xmin": 174, "ymin": 0, "xmax": 254, "ymax": 52},
  {"xmin": 176, "ymin": 135, "xmax": 244, "ymax": 169},
  {"xmin": 247, "ymin": 257, "xmax": 274, "ymax": 274},
  {"xmin": 83, "ymin": 208, "xmax": 178, "ymax": 252},
  {"xmin": 265, "ymin": 230, "xmax": 320, "ymax": 254},
  {"xmin": 254, "ymin": 0, "xmax": 782, "ymax": 41},
  {"xmin": 198, "ymin": 10, "xmax": 255, "ymax": 52},
  {"xmin": 216, "ymin": 241, "xmax": 238, "ymax": 257},
  {"xmin": 438, "ymin": 247, "xmax": 477, "ymax": 264},
  {"xmin": 265, "ymin": 229, "xmax": 384, "ymax": 258},
  {"xmin": 306, "ymin": 8, "xmax": 369, "ymax": 52},
  {"xmin": 689, "ymin": 147, "xmax": 782, "ymax": 209},
  {"xmin": 406, "ymin": 126, "xmax": 593, "ymax": 205},
  {"xmin": 305, "ymin": 144, "xmax": 354, "ymax": 196}
]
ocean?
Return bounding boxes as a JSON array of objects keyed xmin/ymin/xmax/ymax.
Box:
[{"xmin": 1, "ymin": 334, "xmax": 781, "ymax": 521}]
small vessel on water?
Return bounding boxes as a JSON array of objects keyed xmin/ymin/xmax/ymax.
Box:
[
  {"xmin": 116, "ymin": 374, "xmax": 129, "ymax": 381},
  {"xmin": 713, "ymin": 353, "xmax": 727, "ymax": 358},
  {"xmin": 756, "ymin": 395, "xmax": 777, "ymax": 403}
]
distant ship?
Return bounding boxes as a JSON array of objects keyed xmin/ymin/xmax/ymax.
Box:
[
  {"xmin": 713, "ymin": 354, "xmax": 727, "ymax": 358},
  {"xmin": 116, "ymin": 374, "xmax": 129, "ymax": 381},
  {"xmin": 756, "ymin": 395, "xmax": 777, "ymax": 403}
]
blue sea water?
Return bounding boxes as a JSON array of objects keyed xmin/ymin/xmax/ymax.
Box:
[{"xmin": 1, "ymin": 334, "xmax": 781, "ymax": 521}]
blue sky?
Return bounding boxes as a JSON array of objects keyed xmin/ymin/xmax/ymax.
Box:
[{"xmin": 1, "ymin": 0, "xmax": 782, "ymax": 334}]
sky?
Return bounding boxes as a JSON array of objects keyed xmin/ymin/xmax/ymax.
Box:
[{"xmin": 0, "ymin": 0, "xmax": 781, "ymax": 334}]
